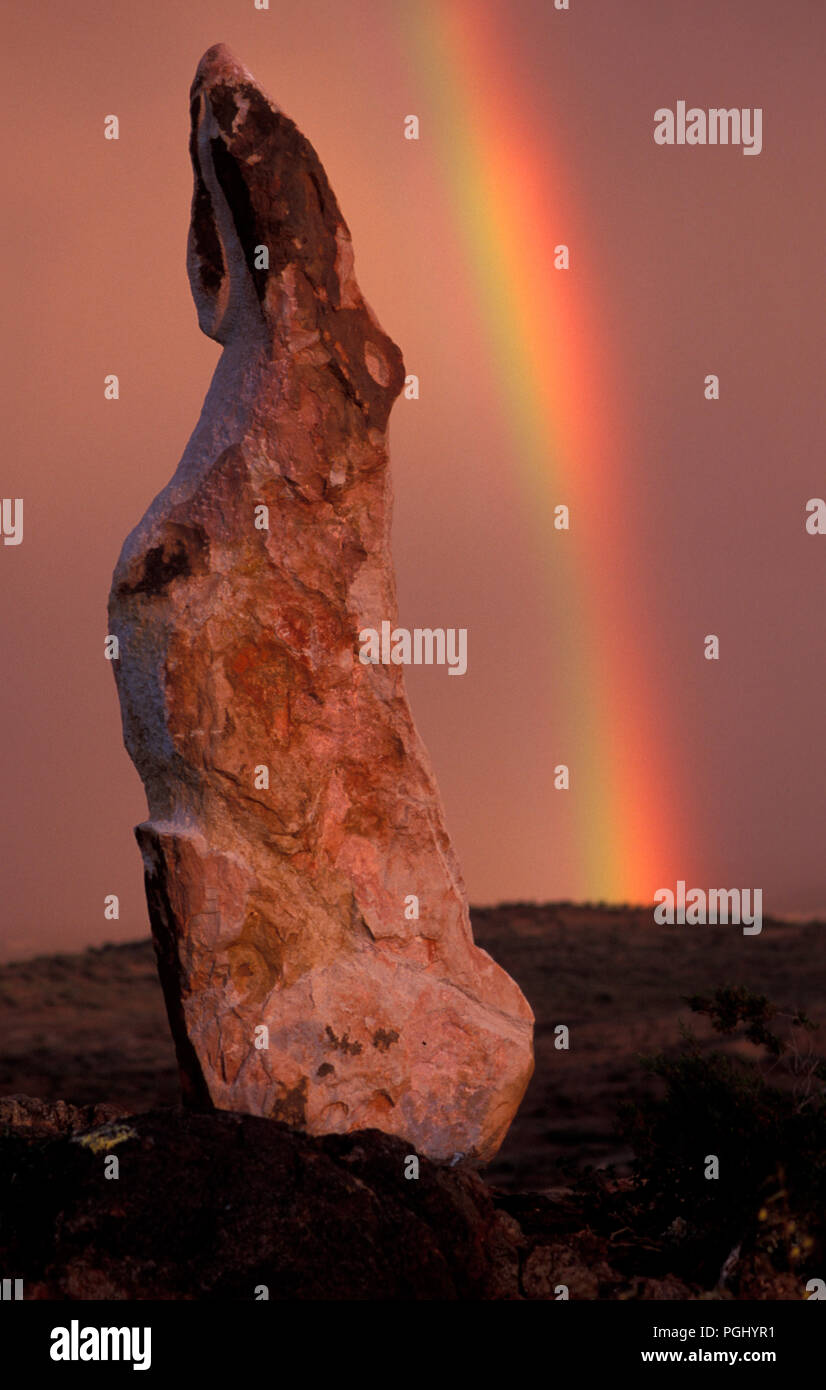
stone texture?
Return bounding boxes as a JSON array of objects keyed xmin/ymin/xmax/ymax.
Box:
[
  {"xmin": 0, "ymin": 1108, "xmax": 524, "ymax": 1300},
  {"xmin": 0, "ymin": 1095, "xmax": 129, "ymax": 1139},
  {"xmin": 108, "ymin": 44, "xmax": 533, "ymax": 1162}
]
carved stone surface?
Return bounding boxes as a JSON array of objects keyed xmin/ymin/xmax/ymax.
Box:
[{"xmin": 108, "ymin": 45, "xmax": 533, "ymax": 1161}]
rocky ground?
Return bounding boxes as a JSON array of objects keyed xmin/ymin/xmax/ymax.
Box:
[{"xmin": 1, "ymin": 903, "xmax": 824, "ymax": 1298}]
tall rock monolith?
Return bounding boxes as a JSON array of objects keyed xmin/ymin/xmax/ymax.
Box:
[{"xmin": 108, "ymin": 44, "xmax": 534, "ymax": 1161}]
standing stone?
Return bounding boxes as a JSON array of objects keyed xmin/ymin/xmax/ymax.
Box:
[{"xmin": 108, "ymin": 44, "xmax": 533, "ymax": 1162}]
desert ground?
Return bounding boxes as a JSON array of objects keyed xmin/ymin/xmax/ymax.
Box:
[{"xmin": 2, "ymin": 902, "xmax": 824, "ymax": 1193}]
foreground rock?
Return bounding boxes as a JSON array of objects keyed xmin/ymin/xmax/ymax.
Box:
[
  {"xmin": 107, "ymin": 44, "xmax": 533, "ymax": 1160},
  {"xmin": 0, "ymin": 1106, "xmax": 522, "ymax": 1300},
  {"xmin": 3, "ymin": 1101, "xmax": 805, "ymax": 1300},
  {"xmin": 0, "ymin": 1096, "xmax": 129, "ymax": 1138}
]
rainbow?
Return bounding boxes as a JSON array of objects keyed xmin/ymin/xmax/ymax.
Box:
[{"xmin": 397, "ymin": 0, "xmax": 681, "ymax": 902}]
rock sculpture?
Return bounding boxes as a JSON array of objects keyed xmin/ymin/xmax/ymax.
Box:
[{"xmin": 108, "ymin": 45, "xmax": 533, "ymax": 1161}]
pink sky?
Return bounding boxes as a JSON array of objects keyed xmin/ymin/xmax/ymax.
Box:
[{"xmin": 1, "ymin": 0, "xmax": 824, "ymax": 958}]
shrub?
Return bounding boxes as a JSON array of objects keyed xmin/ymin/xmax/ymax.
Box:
[{"xmin": 617, "ymin": 986, "xmax": 826, "ymax": 1281}]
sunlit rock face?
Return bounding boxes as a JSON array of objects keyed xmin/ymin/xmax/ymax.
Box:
[{"xmin": 108, "ymin": 44, "xmax": 533, "ymax": 1162}]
